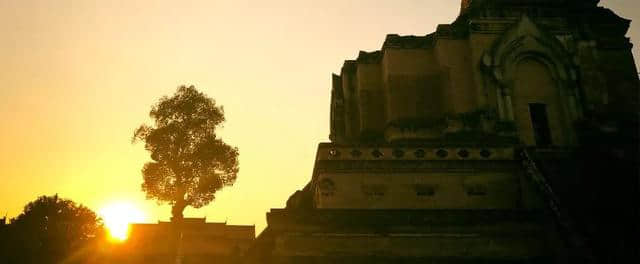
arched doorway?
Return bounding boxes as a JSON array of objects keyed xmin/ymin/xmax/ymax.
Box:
[{"xmin": 512, "ymin": 58, "xmax": 567, "ymax": 146}]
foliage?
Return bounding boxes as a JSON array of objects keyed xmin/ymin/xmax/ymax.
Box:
[
  {"xmin": 2, "ymin": 194, "xmax": 103, "ymax": 264},
  {"xmin": 0, "ymin": 217, "xmax": 8, "ymax": 262},
  {"xmin": 133, "ymin": 85, "xmax": 239, "ymax": 219}
]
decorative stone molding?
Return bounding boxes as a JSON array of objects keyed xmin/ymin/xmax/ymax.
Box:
[
  {"xmin": 382, "ymin": 34, "xmax": 434, "ymax": 49},
  {"xmin": 483, "ymin": 15, "xmax": 575, "ymax": 86},
  {"xmin": 465, "ymin": 184, "xmax": 488, "ymax": 196},
  {"xmin": 481, "ymin": 15, "xmax": 582, "ymax": 122},
  {"xmin": 414, "ymin": 184, "xmax": 436, "ymax": 197},
  {"xmin": 318, "ymin": 145, "xmax": 515, "ymax": 161},
  {"xmin": 361, "ymin": 184, "xmax": 387, "ymax": 198},
  {"xmin": 356, "ymin": 50, "xmax": 382, "ymax": 64},
  {"xmin": 318, "ymin": 178, "xmax": 336, "ymax": 197},
  {"xmin": 469, "ymin": 19, "xmax": 516, "ymax": 34}
]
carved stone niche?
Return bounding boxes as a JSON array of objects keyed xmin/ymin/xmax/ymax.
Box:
[
  {"xmin": 414, "ymin": 184, "xmax": 436, "ymax": 197},
  {"xmin": 481, "ymin": 15, "xmax": 582, "ymax": 146},
  {"xmin": 361, "ymin": 184, "xmax": 387, "ymax": 199},
  {"xmin": 465, "ymin": 184, "xmax": 488, "ymax": 196},
  {"xmin": 318, "ymin": 178, "xmax": 336, "ymax": 197}
]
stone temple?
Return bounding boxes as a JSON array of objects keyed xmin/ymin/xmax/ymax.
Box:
[{"xmin": 245, "ymin": 0, "xmax": 639, "ymax": 263}]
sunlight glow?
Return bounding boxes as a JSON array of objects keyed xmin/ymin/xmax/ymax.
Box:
[{"xmin": 99, "ymin": 202, "xmax": 146, "ymax": 242}]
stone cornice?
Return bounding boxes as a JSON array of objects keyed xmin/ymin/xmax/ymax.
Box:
[
  {"xmin": 341, "ymin": 60, "xmax": 357, "ymax": 74},
  {"xmin": 356, "ymin": 50, "xmax": 382, "ymax": 64},
  {"xmin": 382, "ymin": 34, "xmax": 434, "ymax": 49}
]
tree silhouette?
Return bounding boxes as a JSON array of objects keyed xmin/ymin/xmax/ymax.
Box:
[
  {"xmin": 4, "ymin": 194, "xmax": 103, "ymax": 264},
  {"xmin": 0, "ymin": 216, "xmax": 9, "ymax": 263},
  {"xmin": 133, "ymin": 85, "xmax": 239, "ymax": 221}
]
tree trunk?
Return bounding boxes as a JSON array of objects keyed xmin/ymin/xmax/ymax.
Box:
[
  {"xmin": 171, "ymin": 201, "xmax": 186, "ymax": 220},
  {"xmin": 170, "ymin": 202, "xmax": 187, "ymax": 264}
]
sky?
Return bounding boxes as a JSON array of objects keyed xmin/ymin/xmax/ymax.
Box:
[{"xmin": 1, "ymin": 0, "xmax": 638, "ymax": 234}]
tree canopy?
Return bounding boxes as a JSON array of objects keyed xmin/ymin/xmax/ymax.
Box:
[
  {"xmin": 133, "ymin": 85, "xmax": 239, "ymax": 220},
  {"xmin": 2, "ymin": 194, "xmax": 103, "ymax": 263}
]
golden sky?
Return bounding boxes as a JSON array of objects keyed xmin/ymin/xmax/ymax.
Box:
[{"xmin": 1, "ymin": 0, "xmax": 638, "ymax": 233}]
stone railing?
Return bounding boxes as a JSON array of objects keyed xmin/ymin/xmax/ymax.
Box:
[{"xmin": 521, "ymin": 148, "xmax": 595, "ymax": 263}]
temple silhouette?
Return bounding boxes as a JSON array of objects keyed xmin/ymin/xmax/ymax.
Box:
[
  {"xmin": 106, "ymin": 218, "xmax": 254, "ymax": 264},
  {"xmin": 244, "ymin": 0, "xmax": 639, "ymax": 263}
]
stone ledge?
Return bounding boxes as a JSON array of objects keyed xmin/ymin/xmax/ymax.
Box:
[
  {"xmin": 317, "ymin": 145, "xmax": 515, "ymax": 161},
  {"xmin": 267, "ymin": 209, "xmax": 545, "ymax": 228}
]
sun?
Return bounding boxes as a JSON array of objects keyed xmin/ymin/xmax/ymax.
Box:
[{"xmin": 99, "ymin": 202, "xmax": 145, "ymax": 242}]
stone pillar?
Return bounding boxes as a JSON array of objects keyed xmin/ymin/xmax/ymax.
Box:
[
  {"xmin": 496, "ymin": 88, "xmax": 505, "ymax": 120},
  {"xmin": 568, "ymin": 95, "xmax": 577, "ymax": 120},
  {"xmin": 504, "ymin": 89, "xmax": 515, "ymax": 121},
  {"xmin": 571, "ymin": 87, "xmax": 583, "ymax": 119},
  {"xmin": 558, "ymin": 80, "xmax": 576, "ymax": 121}
]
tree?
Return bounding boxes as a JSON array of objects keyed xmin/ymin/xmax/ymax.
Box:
[
  {"xmin": 5, "ymin": 194, "xmax": 103, "ymax": 264},
  {"xmin": 0, "ymin": 216, "xmax": 9, "ymax": 263},
  {"xmin": 133, "ymin": 85, "xmax": 239, "ymax": 221}
]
